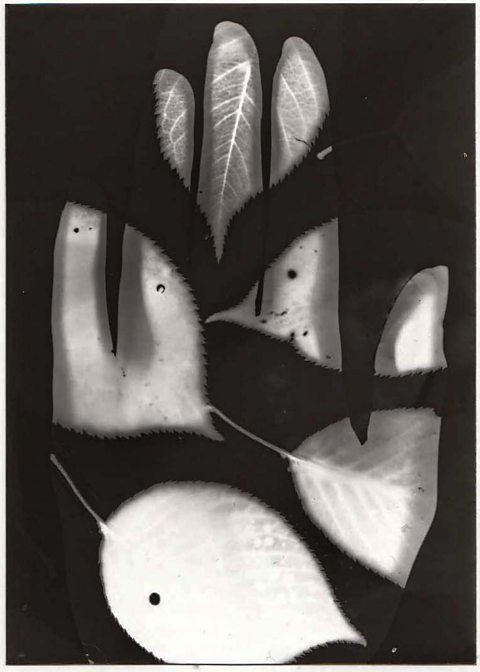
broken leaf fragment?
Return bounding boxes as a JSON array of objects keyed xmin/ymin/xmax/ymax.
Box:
[
  {"xmin": 291, "ymin": 409, "xmax": 441, "ymax": 587},
  {"xmin": 100, "ymin": 482, "xmax": 365, "ymax": 663},
  {"xmin": 198, "ymin": 21, "xmax": 263, "ymax": 260},
  {"xmin": 207, "ymin": 220, "xmax": 341, "ymax": 369},
  {"xmin": 52, "ymin": 202, "xmax": 217, "ymax": 438},
  {"xmin": 271, "ymin": 37, "xmax": 329, "ymax": 186},
  {"xmin": 154, "ymin": 69, "xmax": 195, "ymax": 188},
  {"xmin": 375, "ymin": 266, "xmax": 448, "ymax": 376}
]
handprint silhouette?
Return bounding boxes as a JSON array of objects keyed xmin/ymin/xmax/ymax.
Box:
[{"xmin": 7, "ymin": 4, "xmax": 474, "ymax": 666}]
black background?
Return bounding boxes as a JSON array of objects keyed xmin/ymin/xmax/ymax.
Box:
[{"xmin": 6, "ymin": 3, "xmax": 475, "ymax": 665}]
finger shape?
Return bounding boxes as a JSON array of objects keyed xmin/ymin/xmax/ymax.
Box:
[
  {"xmin": 154, "ymin": 69, "xmax": 194, "ymax": 188},
  {"xmin": 101, "ymin": 483, "xmax": 364, "ymax": 663},
  {"xmin": 207, "ymin": 220, "xmax": 341, "ymax": 369},
  {"xmin": 271, "ymin": 37, "xmax": 329, "ymax": 187},
  {"xmin": 375, "ymin": 266, "xmax": 449, "ymax": 376},
  {"xmin": 198, "ymin": 21, "xmax": 263, "ymax": 260},
  {"xmin": 117, "ymin": 226, "xmax": 217, "ymax": 438},
  {"xmin": 52, "ymin": 203, "xmax": 121, "ymax": 434},
  {"xmin": 52, "ymin": 204, "xmax": 217, "ymax": 439},
  {"xmin": 291, "ymin": 409, "xmax": 441, "ymax": 587}
]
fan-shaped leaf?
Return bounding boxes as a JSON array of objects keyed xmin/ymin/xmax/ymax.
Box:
[
  {"xmin": 154, "ymin": 69, "xmax": 195, "ymax": 188},
  {"xmin": 291, "ymin": 409, "xmax": 441, "ymax": 587},
  {"xmin": 198, "ymin": 22, "xmax": 263, "ymax": 260},
  {"xmin": 52, "ymin": 202, "xmax": 218, "ymax": 438},
  {"xmin": 375, "ymin": 266, "xmax": 448, "ymax": 376},
  {"xmin": 207, "ymin": 220, "xmax": 341, "ymax": 369},
  {"xmin": 271, "ymin": 37, "xmax": 329, "ymax": 186},
  {"xmin": 101, "ymin": 482, "xmax": 365, "ymax": 663}
]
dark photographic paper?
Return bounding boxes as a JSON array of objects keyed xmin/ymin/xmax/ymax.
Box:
[{"xmin": 6, "ymin": 4, "xmax": 475, "ymax": 664}]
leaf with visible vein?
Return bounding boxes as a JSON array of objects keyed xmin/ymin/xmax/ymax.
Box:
[
  {"xmin": 154, "ymin": 69, "xmax": 195, "ymax": 188},
  {"xmin": 291, "ymin": 409, "xmax": 441, "ymax": 588},
  {"xmin": 270, "ymin": 37, "xmax": 329, "ymax": 187},
  {"xmin": 198, "ymin": 22, "xmax": 263, "ymax": 261}
]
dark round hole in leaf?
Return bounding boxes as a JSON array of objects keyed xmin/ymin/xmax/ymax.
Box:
[
  {"xmin": 287, "ymin": 269, "xmax": 297, "ymax": 279},
  {"xmin": 156, "ymin": 284, "xmax": 166, "ymax": 294},
  {"xmin": 149, "ymin": 592, "xmax": 161, "ymax": 606},
  {"xmin": 73, "ymin": 228, "xmax": 79, "ymax": 233}
]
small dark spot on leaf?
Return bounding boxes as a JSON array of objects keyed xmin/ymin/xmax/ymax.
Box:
[
  {"xmin": 289, "ymin": 331, "xmax": 295, "ymax": 341},
  {"xmin": 287, "ymin": 269, "xmax": 297, "ymax": 279},
  {"xmin": 260, "ymin": 319, "xmax": 267, "ymax": 324},
  {"xmin": 156, "ymin": 284, "xmax": 166, "ymax": 293},
  {"xmin": 73, "ymin": 228, "xmax": 79, "ymax": 233},
  {"xmin": 89, "ymin": 227, "xmax": 93, "ymax": 231},
  {"xmin": 303, "ymin": 331, "xmax": 308, "ymax": 337},
  {"xmin": 149, "ymin": 592, "xmax": 161, "ymax": 606},
  {"xmin": 326, "ymin": 355, "xmax": 331, "ymax": 360}
]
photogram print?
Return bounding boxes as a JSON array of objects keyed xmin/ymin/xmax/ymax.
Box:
[{"xmin": 7, "ymin": 4, "xmax": 475, "ymax": 665}]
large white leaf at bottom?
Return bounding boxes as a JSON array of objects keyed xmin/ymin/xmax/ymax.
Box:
[
  {"xmin": 52, "ymin": 202, "xmax": 217, "ymax": 438},
  {"xmin": 207, "ymin": 220, "xmax": 341, "ymax": 369},
  {"xmin": 101, "ymin": 482, "xmax": 364, "ymax": 663},
  {"xmin": 291, "ymin": 409, "xmax": 441, "ymax": 587}
]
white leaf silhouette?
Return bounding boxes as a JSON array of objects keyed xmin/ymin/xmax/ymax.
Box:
[
  {"xmin": 291, "ymin": 409, "xmax": 441, "ymax": 587},
  {"xmin": 52, "ymin": 202, "xmax": 218, "ymax": 439},
  {"xmin": 100, "ymin": 482, "xmax": 365, "ymax": 663},
  {"xmin": 375, "ymin": 266, "xmax": 449, "ymax": 376},
  {"xmin": 207, "ymin": 220, "xmax": 341, "ymax": 369},
  {"xmin": 198, "ymin": 22, "xmax": 263, "ymax": 260},
  {"xmin": 271, "ymin": 37, "xmax": 329, "ymax": 186},
  {"xmin": 154, "ymin": 69, "xmax": 195, "ymax": 188}
]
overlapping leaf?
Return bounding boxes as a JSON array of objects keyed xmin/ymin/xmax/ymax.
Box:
[
  {"xmin": 52, "ymin": 202, "xmax": 218, "ymax": 438},
  {"xmin": 207, "ymin": 220, "xmax": 341, "ymax": 369},
  {"xmin": 291, "ymin": 409, "xmax": 441, "ymax": 587}
]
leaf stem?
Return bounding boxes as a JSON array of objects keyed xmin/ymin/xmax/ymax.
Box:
[
  {"xmin": 50, "ymin": 453, "xmax": 110, "ymax": 535},
  {"xmin": 207, "ymin": 405, "xmax": 303, "ymax": 466}
]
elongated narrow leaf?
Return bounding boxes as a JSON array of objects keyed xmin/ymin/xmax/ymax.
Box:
[
  {"xmin": 154, "ymin": 69, "xmax": 195, "ymax": 188},
  {"xmin": 207, "ymin": 220, "xmax": 341, "ymax": 369},
  {"xmin": 291, "ymin": 409, "xmax": 441, "ymax": 587},
  {"xmin": 198, "ymin": 22, "xmax": 263, "ymax": 260},
  {"xmin": 271, "ymin": 37, "xmax": 329, "ymax": 187},
  {"xmin": 375, "ymin": 266, "xmax": 448, "ymax": 376},
  {"xmin": 101, "ymin": 483, "xmax": 365, "ymax": 663},
  {"xmin": 52, "ymin": 202, "xmax": 218, "ymax": 439}
]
